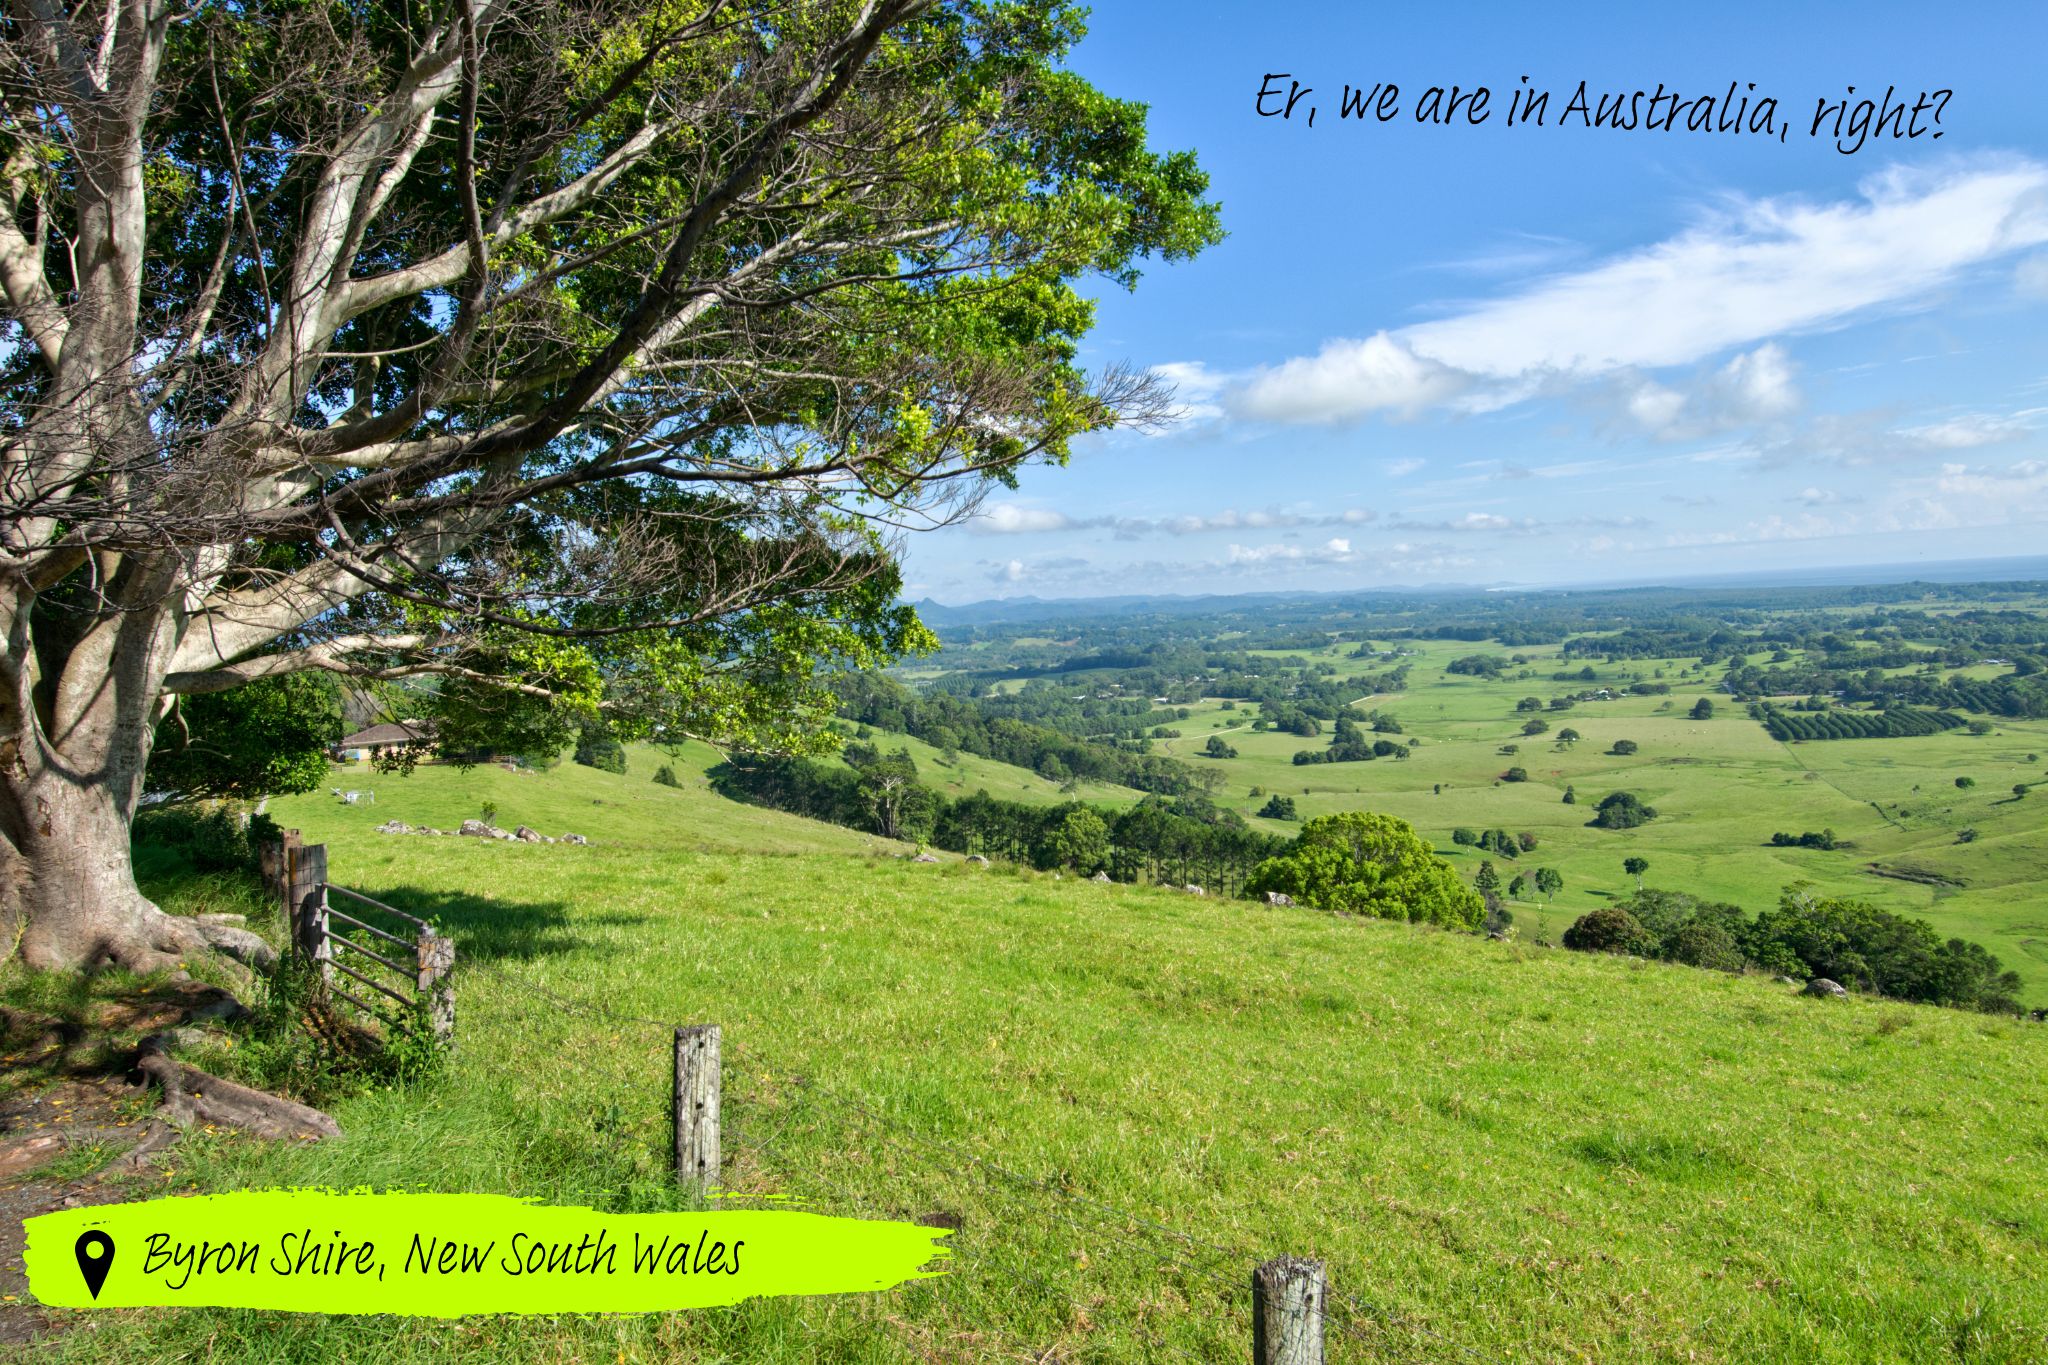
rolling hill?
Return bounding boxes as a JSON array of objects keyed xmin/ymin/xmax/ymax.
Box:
[{"xmin": 57, "ymin": 746, "xmax": 2048, "ymax": 1363}]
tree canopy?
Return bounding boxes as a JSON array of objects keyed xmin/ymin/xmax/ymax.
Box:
[
  {"xmin": 0, "ymin": 0, "xmax": 1219, "ymax": 970},
  {"xmin": 1245, "ymin": 811, "xmax": 1483, "ymax": 930}
]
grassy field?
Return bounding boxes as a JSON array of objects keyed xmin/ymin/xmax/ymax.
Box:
[
  {"xmin": 1114, "ymin": 638, "xmax": 2048, "ymax": 997},
  {"xmin": 25, "ymin": 755, "xmax": 2048, "ymax": 1363},
  {"xmin": 829, "ymin": 729, "xmax": 1146, "ymax": 809}
]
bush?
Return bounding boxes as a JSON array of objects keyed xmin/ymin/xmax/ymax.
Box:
[
  {"xmin": 1608, "ymin": 739, "xmax": 1639, "ymax": 756},
  {"xmin": 1501, "ymin": 767, "xmax": 1529, "ymax": 782},
  {"xmin": 131, "ymin": 804, "xmax": 265, "ymax": 875},
  {"xmin": 1562, "ymin": 907, "xmax": 1656, "ymax": 956},
  {"xmin": 653, "ymin": 764, "xmax": 682, "ymax": 788},
  {"xmin": 1246, "ymin": 812, "xmax": 1483, "ymax": 930},
  {"xmin": 1667, "ymin": 920, "xmax": 1745, "ymax": 972},
  {"xmin": 574, "ymin": 726, "xmax": 627, "ymax": 774},
  {"xmin": 1257, "ymin": 794, "xmax": 1298, "ymax": 821}
]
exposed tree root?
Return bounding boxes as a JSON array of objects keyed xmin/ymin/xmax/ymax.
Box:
[{"xmin": 136, "ymin": 1040, "xmax": 343, "ymax": 1142}]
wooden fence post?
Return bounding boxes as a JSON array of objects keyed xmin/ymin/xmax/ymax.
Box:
[
  {"xmin": 269, "ymin": 829, "xmax": 302, "ymax": 916},
  {"xmin": 292, "ymin": 843, "xmax": 330, "ymax": 985},
  {"xmin": 1253, "ymin": 1256, "xmax": 1326, "ymax": 1365},
  {"xmin": 418, "ymin": 929, "xmax": 456, "ymax": 1044},
  {"xmin": 672, "ymin": 1024, "xmax": 721, "ymax": 1188}
]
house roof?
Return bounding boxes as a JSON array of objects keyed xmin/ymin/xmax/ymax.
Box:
[{"xmin": 337, "ymin": 720, "xmax": 433, "ymax": 748}]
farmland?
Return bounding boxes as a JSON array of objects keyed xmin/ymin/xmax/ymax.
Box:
[{"xmin": 873, "ymin": 585, "xmax": 2048, "ymax": 1001}]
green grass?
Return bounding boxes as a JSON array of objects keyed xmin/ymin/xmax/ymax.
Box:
[
  {"xmin": 38, "ymin": 755, "xmax": 2048, "ymax": 1363},
  {"xmin": 834, "ymin": 727, "xmax": 1145, "ymax": 808}
]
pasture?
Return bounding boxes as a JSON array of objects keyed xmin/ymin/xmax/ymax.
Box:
[
  {"xmin": 41, "ymin": 754, "xmax": 2047, "ymax": 1363},
  {"xmin": 1112, "ymin": 638, "xmax": 2048, "ymax": 994}
]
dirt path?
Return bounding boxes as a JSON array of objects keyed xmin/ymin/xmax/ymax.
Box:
[{"xmin": 0, "ymin": 985, "xmax": 223, "ymax": 1343}]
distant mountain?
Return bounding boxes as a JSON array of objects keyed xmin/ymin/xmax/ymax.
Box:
[
  {"xmin": 910, "ymin": 555, "xmax": 2048, "ymax": 630},
  {"xmin": 909, "ymin": 584, "xmax": 1499, "ymax": 630}
]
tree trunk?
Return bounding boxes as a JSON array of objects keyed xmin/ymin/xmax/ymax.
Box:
[{"xmin": 0, "ymin": 597, "xmax": 273, "ymax": 974}]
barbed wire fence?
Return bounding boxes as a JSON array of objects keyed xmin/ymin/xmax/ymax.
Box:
[{"xmin": 427, "ymin": 941, "xmax": 1492, "ymax": 1365}]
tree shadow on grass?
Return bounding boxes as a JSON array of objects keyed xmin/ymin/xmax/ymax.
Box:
[{"xmin": 337, "ymin": 885, "xmax": 651, "ymax": 966}]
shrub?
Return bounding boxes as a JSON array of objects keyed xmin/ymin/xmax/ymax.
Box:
[
  {"xmin": 1667, "ymin": 920, "xmax": 1745, "ymax": 972},
  {"xmin": 131, "ymin": 804, "xmax": 265, "ymax": 875},
  {"xmin": 653, "ymin": 765, "xmax": 682, "ymax": 788},
  {"xmin": 1502, "ymin": 767, "xmax": 1529, "ymax": 783},
  {"xmin": 1608, "ymin": 739, "xmax": 1639, "ymax": 756},
  {"xmin": 1562, "ymin": 907, "xmax": 1656, "ymax": 956},
  {"xmin": 1257, "ymin": 794, "xmax": 1299, "ymax": 821},
  {"xmin": 574, "ymin": 725, "xmax": 627, "ymax": 774}
]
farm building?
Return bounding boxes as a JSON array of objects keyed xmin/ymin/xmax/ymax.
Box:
[{"xmin": 331, "ymin": 719, "xmax": 434, "ymax": 763}]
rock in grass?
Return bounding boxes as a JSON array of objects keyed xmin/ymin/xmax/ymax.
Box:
[
  {"xmin": 374, "ymin": 819, "xmax": 412, "ymax": 835},
  {"xmin": 513, "ymin": 825, "xmax": 544, "ymax": 843},
  {"xmin": 1091, "ymin": 871, "xmax": 1111, "ymax": 883},
  {"xmin": 1264, "ymin": 891, "xmax": 1294, "ymax": 907},
  {"xmin": 1803, "ymin": 978, "xmax": 1848, "ymax": 998},
  {"xmin": 912, "ymin": 852, "xmax": 940, "ymax": 864},
  {"xmin": 966, "ymin": 854, "xmax": 991, "ymax": 866},
  {"xmin": 458, "ymin": 819, "xmax": 493, "ymax": 837},
  {"xmin": 1184, "ymin": 884, "xmax": 1206, "ymax": 897}
]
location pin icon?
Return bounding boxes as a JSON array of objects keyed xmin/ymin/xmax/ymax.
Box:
[{"xmin": 74, "ymin": 1230, "xmax": 114, "ymax": 1300}]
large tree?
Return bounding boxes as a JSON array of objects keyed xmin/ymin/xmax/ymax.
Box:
[{"xmin": 0, "ymin": 0, "xmax": 1218, "ymax": 970}]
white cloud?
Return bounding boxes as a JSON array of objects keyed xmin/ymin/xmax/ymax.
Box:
[
  {"xmin": 1234, "ymin": 332, "xmax": 1471, "ymax": 423},
  {"xmin": 1204, "ymin": 159, "xmax": 2048, "ymax": 425},
  {"xmin": 1150, "ymin": 360, "xmax": 1226, "ymax": 425},
  {"xmin": 1385, "ymin": 457, "xmax": 1425, "ymax": 478},
  {"xmin": 1894, "ymin": 408, "xmax": 2046, "ymax": 450},
  {"xmin": 976, "ymin": 504, "xmax": 1073, "ymax": 534},
  {"xmin": 969, "ymin": 502, "xmax": 1377, "ymax": 537},
  {"xmin": 1609, "ymin": 344, "xmax": 1801, "ymax": 439}
]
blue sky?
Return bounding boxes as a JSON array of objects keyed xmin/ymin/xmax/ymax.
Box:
[{"xmin": 902, "ymin": 1, "xmax": 2048, "ymax": 602}]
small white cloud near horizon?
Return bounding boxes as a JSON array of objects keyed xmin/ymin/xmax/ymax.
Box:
[{"xmin": 966, "ymin": 501, "xmax": 1378, "ymax": 538}]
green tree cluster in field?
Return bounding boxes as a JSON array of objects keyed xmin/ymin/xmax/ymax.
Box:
[
  {"xmin": 1292, "ymin": 715, "xmax": 1406, "ymax": 765},
  {"xmin": 1245, "ymin": 812, "xmax": 1483, "ymax": 930},
  {"xmin": 1757, "ymin": 704, "xmax": 1966, "ymax": 742},
  {"xmin": 1257, "ymin": 794, "xmax": 1299, "ymax": 820},
  {"xmin": 1589, "ymin": 791, "xmax": 1658, "ymax": 829},
  {"xmin": 832, "ymin": 672, "xmax": 1210, "ymax": 797},
  {"xmin": 713, "ymin": 751, "xmax": 1287, "ymax": 894},
  {"xmin": 1561, "ymin": 888, "xmax": 2026, "ymax": 1014},
  {"xmin": 1770, "ymin": 829, "xmax": 1840, "ymax": 849}
]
